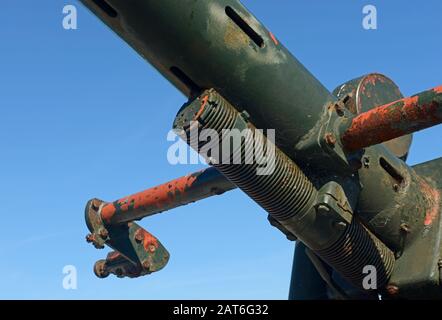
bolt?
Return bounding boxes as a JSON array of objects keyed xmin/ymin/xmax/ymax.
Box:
[
  {"xmin": 134, "ymin": 230, "xmax": 145, "ymax": 243},
  {"xmin": 99, "ymin": 228, "xmax": 109, "ymax": 239},
  {"xmin": 317, "ymin": 205, "xmax": 330, "ymax": 215},
  {"xmin": 91, "ymin": 199, "xmax": 101, "ymax": 211},
  {"xmin": 324, "ymin": 133, "xmax": 337, "ymax": 147},
  {"xmin": 386, "ymin": 284, "xmax": 399, "ymax": 296},
  {"xmin": 93, "ymin": 260, "xmax": 109, "ymax": 278},
  {"xmin": 135, "ymin": 234, "xmax": 144, "ymax": 243},
  {"xmin": 142, "ymin": 260, "xmax": 150, "ymax": 270},
  {"xmin": 334, "ymin": 221, "xmax": 347, "ymax": 231},
  {"xmin": 363, "ymin": 157, "xmax": 370, "ymax": 168},
  {"xmin": 400, "ymin": 223, "xmax": 411, "ymax": 234},
  {"xmin": 334, "ymin": 102, "xmax": 345, "ymax": 116},
  {"xmin": 86, "ymin": 234, "xmax": 94, "ymax": 243}
]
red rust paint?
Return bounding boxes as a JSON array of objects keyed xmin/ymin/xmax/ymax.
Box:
[
  {"xmin": 107, "ymin": 251, "xmax": 122, "ymax": 262},
  {"xmin": 269, "ymin": 31, "xmax": 279, "ymax": 45},
  {"xmin": 363, "ymin": 74, "xmax": 379, "ymax": 87},
  {"xmin": 101, "ymin": 173, "xmax": 199, "ymax": 224},
  {"xmin": 135, "ymin": 228, "xmax": 159, "ymax": 251},
  {"xmin": 141, "ymin": 229, "xmax": 159, "ymax": 251},
  {"xmin": 420, "ymin": 179, "xmax": 441, "ymax": 227},
  {"xmin": 359, "ymin": 74, "xmax": 384, "ymax": 97},
  {"xmin": 342, "ymin": 86, "xmax": 442, "ymax": 151},
  {"xmin": 358, "ymin": 75, "xmax": 391, "ymax": 109},
  {"xmin": 194, "ymin": 95, "xmax": 209, "ymax": 121}
]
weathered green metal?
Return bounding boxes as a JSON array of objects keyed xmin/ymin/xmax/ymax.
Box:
[
  {"xmin": 174, "ymin": 89, "xmax": 395, "ymax": 290},
  {"xmin": 85, "ymin": 199, "xmax": 170, "ymax": 278},
  {"xmin": 80, "ymin": 0, "xmax": 336, "ymax": 163},
  {"xmin": 386, "ymin": 158, "xmax": 442, "ymax": 299},
  {"xmin": 94, "ymin": 251, "xmax": 147, "ymax": 279},
  {"xmin": 79, "ymin": 0, "xmax": 442, "ymax": 299},
  {"xmin": 289, "ymin": 242, "xmax": 328, "ymax": 300}
]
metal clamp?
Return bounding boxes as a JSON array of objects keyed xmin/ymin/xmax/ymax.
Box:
[{"xmin": 85, "ymin": 199, "xmax": 170, "ymax": 278}]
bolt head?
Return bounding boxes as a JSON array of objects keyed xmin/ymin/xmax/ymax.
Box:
[
  {"xmin": 99, "ymin": 228, "xmax": 109, "ymax": 239},
  {"xmin": 93, "ymin": 260, "xmax": 109, "ymax": 278},
  {"xmin": 142, "ymin": 260, "xmax": 150, "ymax": 270},
  {"xmin": 400, "ymin": 223, "xmax": 411, "ymax": 233},
  {"xmin": 91, "ymin": 199, "xmax": 101, "ymax": 212},
  {"xmin": 333, "ymin": 221, "xmax": 347, "ymax": 231},
  {"xmin": 363, "ymin": 157, "xmax": 370, "ymax": 168},
  {"xmin": 134, "ymin": 230, "xmax": 145, "ymax": 243},
  {"xmin": 317, "ymin": 205, "xmax": 330, "ymax": 214},
  {"xmin": 86, "ymin": 234, "xmax": 94, "ymax": 243}
]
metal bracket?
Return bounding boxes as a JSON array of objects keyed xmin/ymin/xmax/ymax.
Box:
[
  {"xmin": 315, "ymin": 181, "xmax": 353, "ymax": 225},
  {"xmin": 278, "ymin": 181, "xmax": 354, "ymax": 251},
  {"xmin": 85, "ymin": 199, "xmax": 170, "ymax": 278},
  {"xmin": 320, "ymin": 95, "xmax": 365, "ymax": 173}
]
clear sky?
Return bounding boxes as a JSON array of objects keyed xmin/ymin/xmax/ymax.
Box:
[{"xmin": 0, "ymin": 0, "xmax": 441, "ymax": 299}]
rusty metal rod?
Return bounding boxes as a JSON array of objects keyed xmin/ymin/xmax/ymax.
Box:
[
  {"xmin": 342, "ymin": 85, "xmax": 442, "ymax": 151},
  {"xmin": 99, "ymin": 167, "xmax": 236, "ymax": 225}
]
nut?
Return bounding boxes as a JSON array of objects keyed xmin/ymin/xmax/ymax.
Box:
[
  {"xmin": 134, "ymin": 230, "xmax": 145, "ymax": 243},
  {"xmin": 142, "ymin": 260, "xmax": 150, "ymax": 270}
]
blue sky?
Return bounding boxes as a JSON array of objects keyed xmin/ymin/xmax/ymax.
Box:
[{"xmin": 0, "ymin": 0, "xmax": 440, "ymax": 299}]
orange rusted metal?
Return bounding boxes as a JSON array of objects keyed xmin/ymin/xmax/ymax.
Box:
[
  {"xmin": 420, "ymin": 178, "xmax": 441, "ymax": 227},
  {"xmin": 342, "ymin": 86, "xmax": 442, "ymax": 151},
  {"xmin": 100, "ymin": 167, "xmax": 235, "ymax": 225}
]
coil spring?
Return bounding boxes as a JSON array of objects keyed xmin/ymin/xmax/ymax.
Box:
[
  {"xmin": 187, "ymin": 90, "xmax": 317, "ymax": 221},
  {"xmin": 316, "ymin": 219, "xmax": 395, "ymax": 290},
  {"xmin": 174, "ymin": 89, "xmax": 395, "ymax": 290}
]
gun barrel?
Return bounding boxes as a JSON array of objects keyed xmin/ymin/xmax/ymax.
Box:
[{"xmin": 342, "ymin": 86, "xmax": 442, "ymax": 151}]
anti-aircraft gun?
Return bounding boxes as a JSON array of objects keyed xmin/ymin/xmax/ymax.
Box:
[{"xmin": 81, "ymin": 0, "xmax": 442, "ymax": 299}]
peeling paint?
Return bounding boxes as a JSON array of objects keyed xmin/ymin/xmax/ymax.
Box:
[
  {"xmin": 420, "ymin": 178, "xmax": 441, "ymax": 227},
  {"xmin": 342, "ymin": 86, "xmax": 442, "ymax": 151},
  {"xmin": 99, "ymin": 167, "xmax": 235, "ymax": 225},
  {"xmin": 101, "ymin": 173, "xmax": 199, "ymax": 224},
  {"xmin": 269, "ymin": 31, "xmax": 278, "ymax": 45}
]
